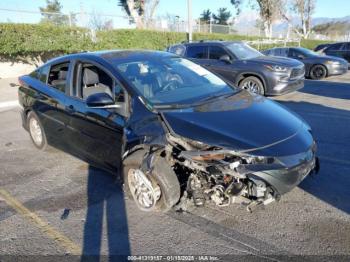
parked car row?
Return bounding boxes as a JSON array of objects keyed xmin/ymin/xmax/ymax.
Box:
[
  {"xmin": 167, "ymin": 41, "xmax": 305, "ymax": 96},
  {"xmin": 167, "ymin": 40, "xmax": 349, "ymax": 95},
  {"xmin": 18, "ymin": 49, "xmax": 319, "ymax": 213}
]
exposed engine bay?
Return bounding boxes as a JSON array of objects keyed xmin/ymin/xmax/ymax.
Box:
[{"xmin": 128, "ymin": 132, "xmax": 315, "ymax": 212}]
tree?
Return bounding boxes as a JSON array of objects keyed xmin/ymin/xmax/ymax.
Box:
[
  {"xmin": 279, "ymin": 0, "xmax": 316, "ymax": 39},
  {"xmin": 89, "ymin": 11, "xmax": 114, "ymax": 31},
  {"xmin": 230, "ymin": 0, "xmax": 242, "ymax": 15},
  {"xmin": 251, "ymin": 0, "xmax": 283, "ymax": 38},
  {"xmin": 200, "ymin": 9, "xmax": 211, "ymax": 24},
  {"xmin": 291, "ymin": 0, "xmax": 316, "ymax": 38},
  {"xmin": 39, "ymin": 0, "xmax": 72, "ymax": 26},
  {"xmin": 118, "ymin": 0, "xmax": 160, "ymax": 29},
  {"xmin": 212, "ymin": 8, "xmax": 232, "ymax": 25}
]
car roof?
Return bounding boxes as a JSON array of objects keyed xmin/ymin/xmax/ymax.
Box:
[
  {"xmin": 183, "ymin": 40, "xmax": 242, "ymax": 46},
  {"xmin": 45, "ymin": 50, "xmax": 175, "ymax": 65}
]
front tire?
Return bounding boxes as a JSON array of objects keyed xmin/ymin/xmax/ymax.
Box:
[
  {"xmin": 239, "ymin": 76, "xmax": 265, "ymax": 95},
  {"xmin": 310, "ymin": 64, "xmax": 327, "ymax": 80},
  {"xmin": 123, "ymin": 150, "xmax": 180, "ymax": 212},
  {"xmin": 27, "ymin": 111, "xmax": 48, "ymax": 150}
]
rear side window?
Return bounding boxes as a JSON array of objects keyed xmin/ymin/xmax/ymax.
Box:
[
  {"xmin": 29, "ymin": 69, "xmax": 40, "ymax": 79},
  {"xmin": 209, "ymin": 46, "xmax": 229, "ymax": 60},
  {"xmin": 343, "ymin": 43, "xmax": 350, "ymax": 51},
  {"xmin": 327, "ymin": 43, "xmax": 344, "ymax": 51},
  {"xmin": 186, "ymin": 46, "xmax": 207, "ymax": 59},
  {"xmin": 29, "ymin": 65, "xmax": 50, "ymax": 84},
  {"xmin": 48, "ymin": 62, "xmax": 69, "ymax": 92},
  {"xmin": 275, "ymin": 48, "xmax": 288, "ymax": 57},
  {"xmin": 39, "ymin": 65, "xmax": 50, "ymax": 83}
]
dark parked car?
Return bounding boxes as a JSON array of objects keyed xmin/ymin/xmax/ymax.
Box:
[
  {"xmin": 263, "ymin": 47, "xmax": 348, "ymax": 80},
  {"xmin": 167, "ymin": 41, "xmax": 305, "ymax": 96},
  {"xmin": 321, "ymin": 42, "xmax": 350, "ymax": 64},
  {"xmin": 18, "ymin": 50, "xmax": 318, "ymax": 212}
]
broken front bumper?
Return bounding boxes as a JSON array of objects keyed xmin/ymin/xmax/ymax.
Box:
[{"xmin": 250, "ymin": 155, "xmax": 319, "ymax": 195}]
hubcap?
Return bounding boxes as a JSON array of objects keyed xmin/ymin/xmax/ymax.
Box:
[
  {"xmin": 29, "ymin": 118, "xmax": 43, "ymax": 146},
  {"xmin": 128, "ymin": 169, "xmax": 161, "ymax": 211},
  {"xmin": 241, "ymin": 80, "xmax": 260, "ymax": 94}
]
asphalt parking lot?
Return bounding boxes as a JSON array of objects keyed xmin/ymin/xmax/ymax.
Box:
[{"xmin": 0, "ymin": 73, "xmax": 350, "ymax": 260}]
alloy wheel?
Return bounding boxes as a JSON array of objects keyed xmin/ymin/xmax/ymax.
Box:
[
  {"xmin": 29, "ymin": 117, "xmax": 43, "ymax": 146},
  {"xmin": 311, "ymin": 65, "xmax": 326, "ymax": 79},
  {"xmin": 241, "ymin": 80, "xmax": 261, "ymax": 94},
  {"xmin": 128, "ymin": 168, "xmax": 161, "ymax": 211}
]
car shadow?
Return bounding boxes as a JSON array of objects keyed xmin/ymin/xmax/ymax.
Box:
[
  {"xmin": 275, "ymin": 99, "xmax": 350, "ymax": 214},
  {"xmin": 81, "ymin": 166, "xmax": 130, "ymax": 261},
  {"xmin": 300, "ymin": 79, "xmax": 350, "ymax": 100}
]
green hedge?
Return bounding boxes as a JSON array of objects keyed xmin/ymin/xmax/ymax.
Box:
[{"xmin": 0, "ymin": 23, "xmax": 329, "ymax": 61}]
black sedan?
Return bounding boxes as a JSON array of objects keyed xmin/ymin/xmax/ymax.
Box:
[
  {"xmin": 18, "ymin": 50, "xmax": 318, "ymax": 212},
  {"xmin": 263, "ymin": 47, "xmax": 348, "ymax": 80}
]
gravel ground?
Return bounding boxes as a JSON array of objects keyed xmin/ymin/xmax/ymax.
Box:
[{"xmin": 0, "ymin": 73, "xmax": 349, "ymax": 260}]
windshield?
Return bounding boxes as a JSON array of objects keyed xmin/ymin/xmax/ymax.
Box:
[
  {"xmin": 114, "ymin": 57, "xmax": 235, "ymax": 107},
  {"xmin": 226, "ymin": 43, "xmax": 263, "ymax": 60}
]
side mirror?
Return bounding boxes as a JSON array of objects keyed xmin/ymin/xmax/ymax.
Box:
[
  {"xmin": 86, "ymin": 92, "xmax": 115, "ymax": 108},
  {"xmin": 297, "ymin": 55, "xmax": 305, "ymax": 60},
  {"xmin": 219, "ymin": 55, "xmax": 232, "ymax": 64}
]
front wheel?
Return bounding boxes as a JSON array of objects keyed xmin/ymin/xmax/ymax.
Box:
[
  {"xmin": 123, "ymin": 150, "xmax": 180, "ymax": 212},
  {"xmin": 310, "ymin": 65, "xmax": 327, "ymax": 80},
  {"xmin": 239, "ymin": 76, "xmax": 265, "ymax": 95}
]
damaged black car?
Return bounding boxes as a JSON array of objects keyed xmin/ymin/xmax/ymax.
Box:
[{"xmin": 18, "ymin": 50, "xmax": 319, "ymax": 212}]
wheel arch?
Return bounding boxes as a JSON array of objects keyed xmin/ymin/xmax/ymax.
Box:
[{"xmin": 236, "ymin": 72, "xmax": 266, "ymax": 90}]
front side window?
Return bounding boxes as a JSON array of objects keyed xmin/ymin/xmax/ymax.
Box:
[
  {"xmin": 209, "ymin": 46, "xmax": 229, "ymax": 60},
  {"xmin": 114, "ymin": 57, "xmax": 236, "ymax": 107},
  {"xmin": 48, "ymin": 62, "xmax": 69, "ymax": 92},
  {"xmin": 226, "ymin": 43, "xmax": 262, "ymax": 60},
  {"xmin": 186, "ymin": 46, "xmax": 207, "ymax": 59},
  {"xmin": 289, "ymin": 49, "xmax": 305, "ymax": 59},
  {"xmin": 78, "ymin": 63, "xmax": 114, "ymax": 100}
]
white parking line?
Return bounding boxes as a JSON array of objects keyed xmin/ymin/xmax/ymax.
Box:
[{"xmin": 0, "ymin": 100, "xmax": 19, "ymax": 109}]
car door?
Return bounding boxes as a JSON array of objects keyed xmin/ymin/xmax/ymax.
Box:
[
  {"xmin": 206, "ymin": 45, "xmax": 238, "ymax": 83},
  {"xmin": 30, "ymin": 61, "xmax": 72, "ymax": 151},
  {"xmin": 65, "ymin": 60, "xmax": 127, "ymax": 171}
]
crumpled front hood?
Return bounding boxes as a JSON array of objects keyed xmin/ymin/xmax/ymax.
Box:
[{"xmin": 162, "ymin": 91, "xmax": 313, "ymax": 156}]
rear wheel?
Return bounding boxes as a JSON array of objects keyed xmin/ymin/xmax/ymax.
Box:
[
  {"xmin": 310, "ymin": 64, "xmax": 327, "ymax": 80},
  {"xmin": 123, "ymin": 150, "xmax": 180, "ymax": 212},
  {"xmin": 27, "ymin": 111, "xmax": 48, "ymax": 150},
  {"xmin": 239, "ymin": 76, "xmax": 265, "ymax": 95}
]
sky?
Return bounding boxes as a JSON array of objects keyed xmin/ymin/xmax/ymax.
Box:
[{"xmin": 0, "ymin": 0, "xmax": 349, "ymax": 23}]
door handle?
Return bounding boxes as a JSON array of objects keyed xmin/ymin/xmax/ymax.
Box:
[{"xmin": 66, "ymin": 105, "xmax": 75, "ymax": 114}]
